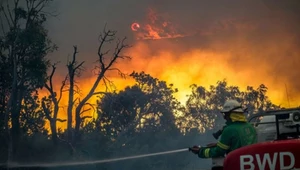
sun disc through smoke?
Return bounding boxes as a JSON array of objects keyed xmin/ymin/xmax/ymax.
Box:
[{"xmin": 131, "ymin": 22, "xmax": 140, "ymax": 31}]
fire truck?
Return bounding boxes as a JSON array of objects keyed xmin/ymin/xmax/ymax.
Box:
[{"xmin": 211, "ymin": 107, "xmax": 300, "ymax": 170}]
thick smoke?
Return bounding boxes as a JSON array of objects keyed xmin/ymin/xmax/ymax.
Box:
[{"xmin": 46, "ymin": 0, "xmax": 300, "ymax": 106}]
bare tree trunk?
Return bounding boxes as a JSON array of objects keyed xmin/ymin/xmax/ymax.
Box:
[
  {"xmin": 73, "ymin": 28, "xmax": 130, "ymax": 142},
  {"xmin": 43, "ymin": 64, "xmax": 67, "ymax": 145},
  {"xmin": 67, "ymin": 74, "xmax": 74, "ymax": 142},
  {"xmin": 2, "ymin": 0, "xmax": 54, "ymax": 160},
  {"xmin": 13, "ymin": 88, "xmax": 24, "ymax": 158},
  {"xmin": 42, "ymin": 98, "xmax": 67, "ymax": 146},
  {"xmin": 2, "ymin": 0, "xmax": 20, "ymax": 160},
  {"xmin": 74, "ymin": 72, "xmax": 104, "ymax": 135},
  {"xmin": 67, "ymin": 46, "xmax": 82, "ymax": 143},
  {"xmin": 4, "ymin": 54, "xmax": 17, "ymax": 162},
  {"xmin": 8, "ymin": 83, "xmax": 18, "ymax": 161},
  {"xmin": 8, "ymin": 35, "xmax": 19, "ymax": 162},
  {"xmin": 52, "ymin": 102, "xmax": 59, "ymax": 144},
  {"xmin": 50, "ymin": 119, "xmax": 58, "ymax": 144}
]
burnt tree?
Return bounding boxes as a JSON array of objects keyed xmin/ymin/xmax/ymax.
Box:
[
  {"xmin": 42, "ymin": 63, "xmax": 67, "ymax": 145},
  {"xmin": 66, "ymin": 45, "xmax": 84, "ymax": 142},
  {"xmin": 63, "ymin": 27, "xmax": 131, "ymax": 144},
  {"xmin": 73, "ymin": 27, "xmax": 131, "ymax": 142}
]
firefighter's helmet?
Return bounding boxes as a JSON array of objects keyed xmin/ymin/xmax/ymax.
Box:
[{"xmin": 221, "ymin": 100, "xmax": 244, "ymax": 113}]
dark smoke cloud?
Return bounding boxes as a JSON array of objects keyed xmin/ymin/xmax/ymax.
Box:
[
  {"xmin": 45, "ymin": 0, "xmax": 300, "ymax": 105},
  {"xmin": 46, "ymin": 0, "xmax": 300, "ymax": 56}
]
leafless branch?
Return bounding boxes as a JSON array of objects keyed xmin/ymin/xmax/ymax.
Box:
[
  {"xmin": 81, "ymin": 116, "xmax": 92, "ymax": 120},
  {"xmin": 57, "ymin": 118, "xmax": 67, "ymax": 122},
  {"xmin": 69, "ymin": 45, "xmax": 78, "ymax": 66},
  {"xmin": 73, "ymin": 84, "xmax": 81, "ymax": 95},
  {"xmin": 72, "ymin": 26, "xmax": 132, "ymax": 141},
  {"xmin": 74, "ymin": 61, "xmax": 84, "ymax": 71},
  {"xmin": 6, "ymin": 0, "xmax": 15, "ymax": 26},
  {"xmin": 97, "ymin": 26, "xmax": 117, "ymax": 71},
  {"xmin": 49, "ymin": 64, "xmax": 57, "ymax": 91},
  {"xmin": 73, "ymin": 97, "xmax": 79, "ymax": 105},
  {"xmin": 25, "ymin": 0, "xmax": 54, "ymax": 23},
  {"xmin": 80, "ymin": 102, "xmax": 96, "ymax": 115},
  {"xmin": 80, "ymin": 108, "xmax": 91, "ymax": 115},
  {"xmin": 104, "ymin": 37, "xmax": 130, "ymax": 71},
  {"xmin": 33, "ymin": 0, "xmax": 46, "ymax": 11},
  {"xmin": 93, "ymin": 91, "xmax": 108, "ymax": 95},
  {"xmin": 92, "ymin": 65, "xmax": 101, "ymax": 76},
  {"xmin": 107, "ymin": 67, "xmax": 128, "ymax": 79},
  {"xmin": 67, "ymin": 46, "xmax": 85, "ymax": 78},
  {"xmin": 102, "ymin": 76, "xmax": 116, "ymax": 92},
  {"xmin": 0, "ymin": 3, "xmax": 11, "ymax": 28},
  {"xmin": 58, "ymin": 75, "xmax": 68, "ymax": 103}
]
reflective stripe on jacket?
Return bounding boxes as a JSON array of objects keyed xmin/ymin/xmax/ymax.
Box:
[{"xmin": 198, "ymin": 115, "xmax": 257, "ymax": 158}]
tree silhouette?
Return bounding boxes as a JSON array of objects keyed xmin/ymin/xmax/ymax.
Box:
[
  {"xmin": 183, "ymin": 80, "xmax": 281, "ymax": 133},
  {"xmin": 20, "ymin": 91, "xmax": 46, "ymax": 135},
  {"xmin": 0, "ymin": 1, "xmax": 293, "ymax": 168},
  {"xmin": 0, "ymin": 0, "xmax": 56, "ymax": 159},
  {"xmin": 96, "ymin": 71, "xmax": 182, "ymax": 140},
  {"xmin": 41, "ymin": 63, "xmax": 67, "ymax": 145}
]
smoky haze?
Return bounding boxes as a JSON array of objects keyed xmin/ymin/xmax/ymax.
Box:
[{"xmin": 46, "ymin": 0, "xmax": 300, "ymax": 106}]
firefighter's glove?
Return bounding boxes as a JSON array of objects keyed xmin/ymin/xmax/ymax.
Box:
[{"xmin": 189, "ymin": 145, "xmax": 201, "ymax": 155}]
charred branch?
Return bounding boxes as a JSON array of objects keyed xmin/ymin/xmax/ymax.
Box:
[
  {"xmin": 44, "ymin": 63, "xmax": 67, "ymax": 106},
  {"xmin": 57, "ymin": 118, "xmax": 67, "ymax": 122},
  {"xmin": 107, "ymin": 67, "xmax": 127, "ymax": 78},
  {"xmin": 93, "ymin": 91, "xmax": 108, "ymax": 95},
  {"xmin": 80, "ymin": 108, "xmax": 91, "ymax": 115},
  {"xmin": 102, "ymin": 76, "xmax": 116, "ymax": 92},
  {"xmin": 67, "ymin": 46, "xmax": 85, "ymax": 75},
  {"xmin": 72, "ymin": 27, "xmax": 131, "ymax": 143},
  {"xmin": 58, "ymin": 75, "xmax": 68, "ymax": 103},
  {"xmin": 67, "ymin": 45, "xmax": 86, "ymax": 142},
  {"xmin": 81, "ymin": 116, "xmax": 92, "ymax": 121},
  {"xmin": 43, "ymin": 62, "xmax": 67, "ymax": 145},
  {"xmin": 80, "ymin": 102, "xmax": 96, "ymax": 115}
]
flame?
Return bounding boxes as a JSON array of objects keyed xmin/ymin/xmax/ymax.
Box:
[
  {"xmin": 39, "ymin": 75, "xmax": 136, "ymax": 131},
  {"xmin": 40, "ymin": 7, "xmax": 300, "ymax": 132},
  {"xmin": 42, "ymin": 37, "xmax": 300, "ymax": 132},
  {"xmin": 117, "ymin": 42, "xmax": 299, "ymax": 107},
  {"xmin": 132, "ymin": 8, "xmax": 188, "ymax": 40}
]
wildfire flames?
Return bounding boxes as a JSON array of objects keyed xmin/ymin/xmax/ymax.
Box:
[
  {"xmin": 41, "ymin": 7, "xmax": 300, "ymax": 130},
  {"xmin": 131, "ymin": 8, "xmax": 188, "ymax": 40}
]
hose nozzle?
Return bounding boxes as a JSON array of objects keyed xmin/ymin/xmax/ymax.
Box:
[{"xmin": 188, "ymin": 145, "xmax": 201, "ymax": 152}]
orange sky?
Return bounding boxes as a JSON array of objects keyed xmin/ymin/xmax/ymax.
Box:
[
  {"xmin": 40, "ymin": 6, "xmax": 300, "ymax": 131},
  {"xmin": 40, "ymin": 39, "xmax": 300, "ymax": 131}
]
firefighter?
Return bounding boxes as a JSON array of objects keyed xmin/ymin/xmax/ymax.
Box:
[{"xmin": 190, "ymin": 99, "xmax": 257, "ymax": 158}]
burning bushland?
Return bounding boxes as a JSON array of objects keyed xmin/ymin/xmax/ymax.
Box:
[{"xmin": 0, "ymin": 0, "xmax": 300, "ymax": 169}]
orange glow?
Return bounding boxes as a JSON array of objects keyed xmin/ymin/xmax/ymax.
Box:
[
  {"xmin": 38, "ymin": 75, "xmax": 136, "ymax": 132},
  {"xmin": 118, "ymin": 42, "xmax": 300, "ymax": 107},
  {"xmin": 133, "ymin": 8, "xmax": 188, "ymax": 40},
  {"xmin": 41, "ymin": 41, "xmax": 300, "ymax": 132},
  {"xmin": 40, "ymin": 8, "xmax": 300, "ymax": 132}
]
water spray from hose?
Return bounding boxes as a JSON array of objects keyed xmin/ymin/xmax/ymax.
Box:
[{"xmin": 6, "ymin": 148, "xmax": 189, "ymax": 168}]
